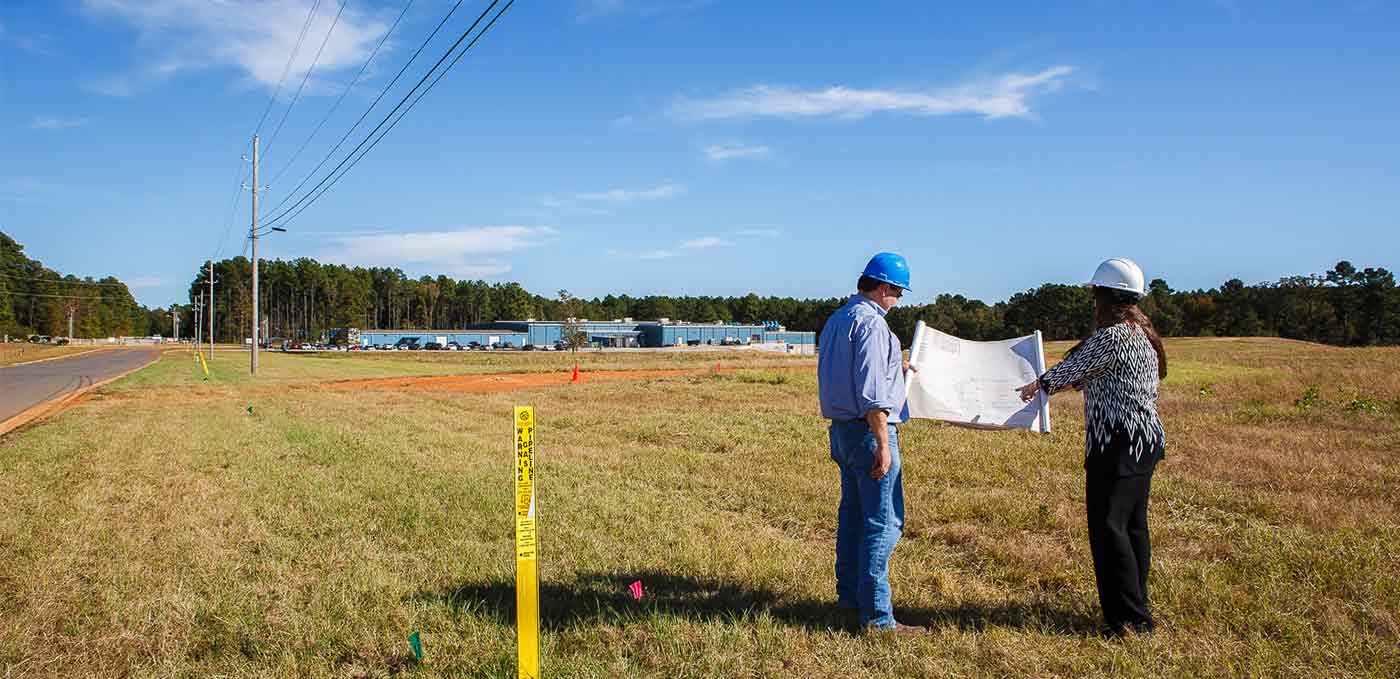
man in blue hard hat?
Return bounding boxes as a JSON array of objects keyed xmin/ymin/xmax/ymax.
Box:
[{"xmin": 817, "ymin": 252, "xmax": 924, "ymax": 634}]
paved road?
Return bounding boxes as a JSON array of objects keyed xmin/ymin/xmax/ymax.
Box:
[{"xmin": 0, "ymin": 347, "xmax": 159, "ymax": 424}]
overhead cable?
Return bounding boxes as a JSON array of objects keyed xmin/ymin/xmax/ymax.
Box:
[
  {"xmin": 0, "ymin": 272, "xmax": 134, "ymax": 287},
  {"xmin": 264, "ymin": 0, "xmax": 416, "ymax": 191},
  {"xmin": 1, "ymin": 290, "xmax": 113, "ymax": 300},
  {"xmin": 252, "ymin": 0, "xmax": 325, "ymax": 138},
  {"xmin": 212, "ymin": 141, "xmax": 250, "ymax": 261},
  {"xmin": 257, "ymin": 0, "xmax": 474, "ymax": 221},
  {"xmin": 262, "ymin": 0, "xmax": 349, "ymax": 159},
  {"xmin": 272, "ymin": 0, "xmax": 516, "ymax": 231},
  {"xmin": 261, "ymin": 0, "xmax": 513, "ymax": 230}
]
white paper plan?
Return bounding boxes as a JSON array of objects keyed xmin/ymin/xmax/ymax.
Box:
[{"xmin": 906, "ymin": 321, "xmax": 1051, "ymax": 433}]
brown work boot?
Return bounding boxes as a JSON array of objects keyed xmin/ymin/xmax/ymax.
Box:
[{"xmin": 868, "ymin": 621, "xmax": 929, "ymax": 636}]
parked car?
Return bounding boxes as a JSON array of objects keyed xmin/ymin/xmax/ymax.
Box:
[
  {"xmin": 467, "ymin": 341, "xmax": 482, "ymax": 350},
  {"xmin": 423, "ymin": 342, "xmax": 442, "ymax": 351},
  {"xmin": 56, "ymin": 337, "xmax": 70, "ymax": 346},
  {"xmin": 445, "ymin": 341, "xmax": 462, "ymax": 351},
  {"xmin": 686, "ymin": 339, "xmax": 702, "ymax": 346}
]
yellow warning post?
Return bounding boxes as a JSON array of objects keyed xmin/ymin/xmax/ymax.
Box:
[
  {"xmin": 197, "ymin": 350, "xmax": 210, "ymax": 378},
  {"xmin": 513, "ymin": 406, "xmax": 539, "ymax": 679}
]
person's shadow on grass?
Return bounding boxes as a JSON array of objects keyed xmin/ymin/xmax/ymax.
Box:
[{"xmin": 408, "ymin": 570, "xmax": 1100, "ymax": 635}]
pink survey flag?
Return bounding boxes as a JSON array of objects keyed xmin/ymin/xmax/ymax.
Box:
[{"xmin": 628, "ymin": 580, "xmax": 643, "ymax": 601}]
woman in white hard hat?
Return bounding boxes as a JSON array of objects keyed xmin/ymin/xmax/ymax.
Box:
[{"xmin": 1018, "ymin": 257, "xmax": 1167, "ymax": 637}]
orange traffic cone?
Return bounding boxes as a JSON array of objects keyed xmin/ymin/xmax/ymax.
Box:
[{"xmin": 571, "ymin": 362, "xmax": 580, "ymax": 383}]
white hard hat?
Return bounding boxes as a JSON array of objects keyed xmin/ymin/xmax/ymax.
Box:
[{"xmin": 1086, "ymin": 258, "xmax": 1146, "ymax": 297}]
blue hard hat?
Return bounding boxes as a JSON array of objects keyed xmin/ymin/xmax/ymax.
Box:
[{"xmin": 861, "ymin": 252, "xmax": 911, "ymax": 291}]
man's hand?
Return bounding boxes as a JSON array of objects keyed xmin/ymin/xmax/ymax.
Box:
[
  {"xmin": 864, "ymin": 408, "xmax": 892, "ymax": 480},
  {"xmin": 902, "ymin": 359, "xmax": 918, "ymax": 375},
  {"xmin": 870, "ymin": 444, "xmax": 891, "ymax": 480},
  {"xmin": 1016, "ymin": 380, "xmax": 1041, "ymax": 403}
]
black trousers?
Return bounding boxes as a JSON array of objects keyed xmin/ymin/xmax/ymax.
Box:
[{"xmin": 1085, "ymin": 470, "xmax": 1155, "ymax": 632}]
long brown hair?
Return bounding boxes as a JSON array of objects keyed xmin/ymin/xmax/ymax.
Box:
[{"xmin": 1066, "ymin": 287, "xmax": 1168, "ymax": 379}]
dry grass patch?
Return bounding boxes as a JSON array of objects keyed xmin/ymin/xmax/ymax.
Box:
[
  {"xmin": 0, "ymin": 338, "xmax": 1397, "ymax": 677},
  {"xmin": 0, "ymin": 343, "xmax": 105, "ymax": 366}
]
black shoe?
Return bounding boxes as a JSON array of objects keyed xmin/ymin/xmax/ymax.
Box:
[
  {"xmin": 836, "ymin": 604, "xmax": 859, "ymax": 631},
  {"xmin": 1128, "ymin": 620, "xmax": 1156, "ymax": 636},
  {"xmin": 1104, "ymin": 619, "xmax": 1155, "ymax": 639}
]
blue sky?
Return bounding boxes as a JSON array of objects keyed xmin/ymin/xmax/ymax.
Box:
[{"xmin": 2, "ymin": 0, "xmax": 1398, "ymax": 308}]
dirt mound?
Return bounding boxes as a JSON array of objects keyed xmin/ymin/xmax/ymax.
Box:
[{"xmin": 325, "ymin": 367, "xmax": 703, "ymax": 394}]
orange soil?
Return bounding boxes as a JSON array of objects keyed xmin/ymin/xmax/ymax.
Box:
[{"xmin": 322, "ymin": 365, "xmax": 805, "ymax": 395}]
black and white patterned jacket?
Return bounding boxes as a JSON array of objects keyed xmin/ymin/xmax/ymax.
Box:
[{"xmin": 1039, "ymin": 322, "xmax": 1165, "ymax": 474}]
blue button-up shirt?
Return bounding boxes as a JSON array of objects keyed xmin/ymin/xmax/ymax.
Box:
[{"xmin": 818, "ymin": 295, "xmax": 909, "ymax": 424}]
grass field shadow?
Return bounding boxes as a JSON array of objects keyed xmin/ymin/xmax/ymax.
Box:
[{"xmin": 411, "ymin": 571, "xmax": 1099, "ymax": 635}]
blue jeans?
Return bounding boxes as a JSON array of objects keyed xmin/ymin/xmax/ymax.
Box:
[{"xmin": 829, "ymin": 419, "xmax": 904, "ymax": 628}]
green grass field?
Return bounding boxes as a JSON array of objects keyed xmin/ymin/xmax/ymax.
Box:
[{"xmin": 1, "ymin": 339, "xmax": 1397, "ymax": 677}]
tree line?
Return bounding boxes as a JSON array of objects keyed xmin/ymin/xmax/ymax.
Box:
[
  {"xmin": 0, "ymin": 231, "xmax": 154, "ymax": 339},
  {"xmin": 3, "ymin": 232, "xmax": 1395, "ymax": 347},
  {"xmin": 883, "ymin": 261, "xmax": 1398, "ymax": 347},
  {"xmin": 182, "ymin": 255, "xmax": 1400, "ymax": 348}
]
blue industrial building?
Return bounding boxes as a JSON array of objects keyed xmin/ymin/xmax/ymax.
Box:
[{"xmin": 354, "ymin": 320, "xmax": 815, "ymax": 351}]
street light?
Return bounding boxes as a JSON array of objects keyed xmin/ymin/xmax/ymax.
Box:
[{"xmin": 250, "ymin": 224, "xmax": 288, "ymax": 375}]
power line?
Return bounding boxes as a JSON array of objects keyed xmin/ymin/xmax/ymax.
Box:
[
  {"xmin": 212, "ymin": 140, "xmax": 251, "ymax": 261},
  {"xmin": 0, "ymin": 272, "xmax": 134, "ymax": 287},
  {"xmin": 262, "ymin": 0, "xmax": 349, "ymax": 160},
  {"xmin": 264, "ymin": 0, "xmax": 416, "ymax": 191},
  {"xmin": 213, "ymin": 0, "xmax": 326, "ymax": 265},
  {"xmin": 260, "ymin": 0, "xmax": 512, "ymax": 231},
  {"xmin": 251, "ymin": 0, "xmax": 324, "ymax": 138},
  {"xmin": 2, "ymin": 290, "xmax": 111, "ymax": 300},
  {"xmin": 272, "ymin": 0, "xmax": 516, "ymax": 231},
  {"xmin": 257, "ymin": 0, "xmax": 472, "ymax": 221}
]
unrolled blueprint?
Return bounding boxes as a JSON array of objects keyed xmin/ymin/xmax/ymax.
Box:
[{"xmin": 906, "ymin": 321, "xmax": 1051, "ymax": 432}]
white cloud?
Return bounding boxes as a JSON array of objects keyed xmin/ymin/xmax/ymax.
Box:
[
  {"xmin": 608, "ymin": 233, "xmax": 732, "ymax": 260},
  {"xmin": 606, "ymin": 248, "xmax": 677, "ymax": 260},
  {"xmin": 704, "ymin": 142, "xmax": 772, "ymax": 162},
  {"xmin": 81, "ymin": 0, "xmax": 391, "ymax": 96},
  {"xmin": 30, "ymin": 116, "xmax": 90, "ymax": 130},
  {"xmin": 670, "ymin": 66, "xmax": 1076, "ymax": 121},
  {"xmin": 539, "ymin": 183, "xmax": 685, "ymax": 214},
  {"xmin": 680, "ymin": 236, "xmax": 729, "ymax": 249},
  {"xmin": 734, "ymin": 228, "xmax": 780, "ymax": 238},
  {"xmin": 317, "ymin": 226, "xmax": 554, "ymax": 278},
  {"xmin": 574, "ymin": 183, "xmax": 685, "ymax": 203}
]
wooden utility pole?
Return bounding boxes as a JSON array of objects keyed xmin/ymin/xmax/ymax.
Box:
[
  {"xmin": 193, "ymin": 298, "xmax": 203, "ymax": 357},
  {"xmin": 208, "ymin": 260, "xmax": 215, "ymax": 358},
  {"xmin": 250, "ymin": 134, "xmax": 260, "ymax": 375}
]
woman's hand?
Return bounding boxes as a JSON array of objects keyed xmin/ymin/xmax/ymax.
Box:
[{"xmin": 1016, "ymin": 380, "xmax": 1041, "ymax": 403}]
